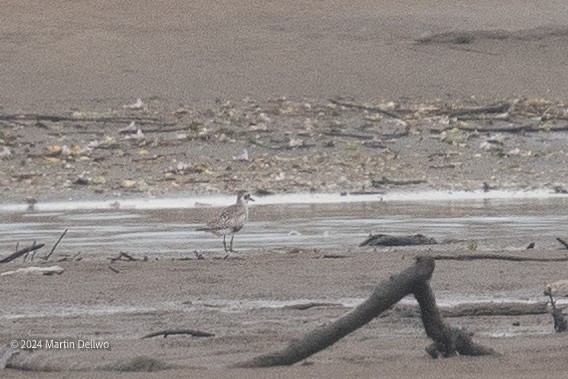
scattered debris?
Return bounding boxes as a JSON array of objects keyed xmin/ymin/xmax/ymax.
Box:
[{"xmin": 526, "ymin": 242, "xmax": 535, "ymax": 249}]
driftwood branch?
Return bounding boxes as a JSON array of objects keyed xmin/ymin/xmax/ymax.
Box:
[
  {"xmin": 233, "ymin": 256, "xmax": 496, "ymax": 368},
  {"xmin": 414, "ymin": 282, "xmax": 499, "ymax": 358},
  {"xmin": 433, "ymin": 254, "xmax": 568, "ymax": 262},
  {"xmin": 142, "ymin": 329, "xmax": 215, "ymax": 339},
  {"xmin": 44, "ymin": 229, "xmax": 68, "ymax": 261},
  {"xmin": 0, "ymin": 243, "xmax": 45, "ymax": 264},
  {"xmin": 232, "ymin": 256, "xmax": 434, "ymax": 367}
]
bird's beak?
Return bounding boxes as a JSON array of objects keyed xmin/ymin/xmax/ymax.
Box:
[{"xmin": 249, "ymin": 197, "xmax": 255, "ymax": 202}]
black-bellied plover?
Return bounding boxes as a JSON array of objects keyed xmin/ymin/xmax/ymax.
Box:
[{"xmin": 197, "ymin": 190, "xmax": 254, "ymax": 253}]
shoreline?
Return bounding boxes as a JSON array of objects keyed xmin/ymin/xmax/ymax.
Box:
[{"xmin": 1, "ymin": 187, "xmax": 567, "ymax": 213}]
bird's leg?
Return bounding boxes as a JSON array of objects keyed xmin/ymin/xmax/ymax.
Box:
[
  {"xmin": 229, "ymin": 234, "xmax": 235, "ymax": 253},
  {"xmin": 223, "ymin": 235, "xmax": 228, "ymax": 252}
]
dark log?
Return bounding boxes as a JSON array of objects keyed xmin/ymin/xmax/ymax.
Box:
[
  {"xmin": 414, "ymin": 282, "xmax": 499, "ymax": 357},
  {"xmin": 433, "ymin": 254, "xmax": 568, "ymax": 262},
  {"xmin": 232, "ymin": 256, "xmax": 436, "ymax": 368},
  {"xmin": 233, "ymin": 256, "xmax": 497, "ymax": 368},
  {"xmin": 360, "ymin": 234, "xmax": 437, "ymax": 247},
  {"xmin": 142, "ymin": 329, "xmax": 215, "ymax": 339},
  {"xmin": 0, "ymin": 243, "xmax": 45, "ymax": 264}
]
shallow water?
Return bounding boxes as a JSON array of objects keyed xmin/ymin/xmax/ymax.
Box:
[
  {"xmin": 1, "ymin": 191, "xmax": 568, "ymax": 255},
  {"xmin": 2, "ymin": 191, "xmax": 568, "ymax": 337}
]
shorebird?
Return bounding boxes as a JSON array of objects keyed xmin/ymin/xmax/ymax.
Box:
[{"xmin": 197, "ymin": 191, "xmax": 254, "ymax": 253}]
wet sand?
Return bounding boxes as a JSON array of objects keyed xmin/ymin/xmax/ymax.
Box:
[
  {"xmin": 2, "ymin": 247, "xmax": 568, "ymax": 377},
  {"xmin": 2, "ymin": 0, "xmax": 568, "ymax": 112}
]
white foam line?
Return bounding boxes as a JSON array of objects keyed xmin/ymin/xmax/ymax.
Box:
[{"xmin": 0, "ymin": 189, "xmax": 564, "ymax": 212}]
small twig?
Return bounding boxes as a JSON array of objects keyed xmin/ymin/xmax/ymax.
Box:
[
  {"xmin": 108, "ymin": 266, "xmax": 120, "ymax": 274},
  {"xmin": 142, "ymin": 329, "xmax": 215, "ymax": 339},
  {"xmin": 44, "ymin": 229, "xmax": 68, "ymax": 261},
  {"xmin": 109, "ymin": 252, "xmax": 139, "ymax": 262},
  {"xmin": 0, "ymin": 243, "xmax": 45, "ymax": 264}
]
